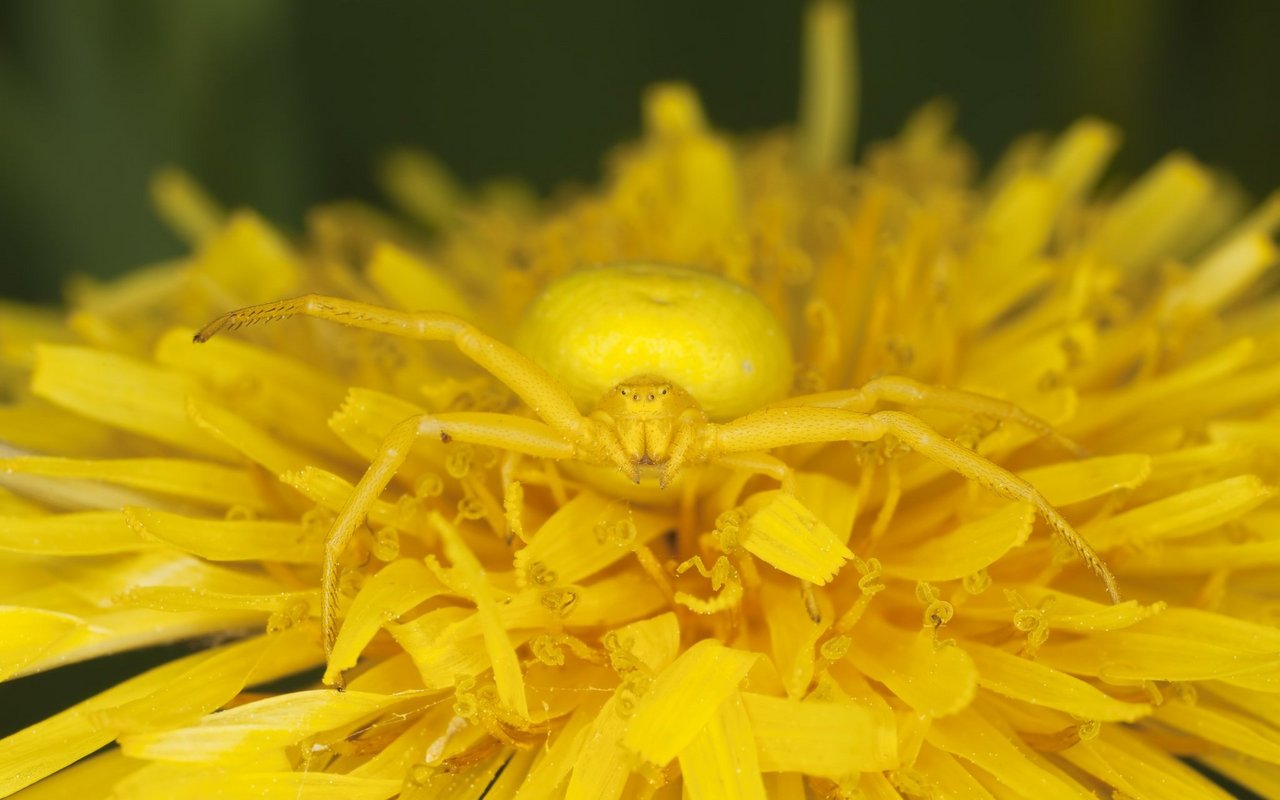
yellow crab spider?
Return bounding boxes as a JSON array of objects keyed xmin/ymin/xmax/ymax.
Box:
[{"xmin": 195, "ymin": 263, "xmax": 1120, "ymax": 678}]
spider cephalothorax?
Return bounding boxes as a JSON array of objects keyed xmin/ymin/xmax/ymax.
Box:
[
  {"xmin": 591, "ymin": 376, "xmax": 705, "ymax": 482},
  {"xmin": 196, "ymin": 262, "xmax": 1120, "ymax": 684}
]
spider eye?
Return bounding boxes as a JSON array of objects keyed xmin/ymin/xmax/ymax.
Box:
[
  {"xmin": 647, "ymin": 394, "xmax": 655, "ymax": 401},
  {"xmin": 619, "ymin": 389, "xmax": 627, "ymax": 396},
  {"xmin": 661, "ymin": 388, "xmax": 668, "ymax": 395}
]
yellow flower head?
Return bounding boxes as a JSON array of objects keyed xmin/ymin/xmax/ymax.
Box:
[{"xmin": 4, "ymin": 3, "xmax": 1280, "ymax": 798}]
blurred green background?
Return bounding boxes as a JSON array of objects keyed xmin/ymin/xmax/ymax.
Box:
[{"xmin": 0, "ymin": 0, "xmax": 1276, "ymax": 302}]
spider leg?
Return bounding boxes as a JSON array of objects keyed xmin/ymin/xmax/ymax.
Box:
[
  {"xmin": 715, "ymin": 451, "xmax": 795, "ymax": 492},
  {"xmin": 195, "ymin": 295, "xmax": 593, "ymax": 445},
  {"xmin": 769, "ymin": 375, "xmax": 1086, "ymax": 456},
  {"xmin": 710, "ymin": 406, "xmax": 1119, "ymax": 603},
  {"xmin": 659, "ymin": 409, "xmax": 710, "ymax": 488},
  {"xmin": 320, "ymin": 411, "xmax": 578, "ymax": 687}
]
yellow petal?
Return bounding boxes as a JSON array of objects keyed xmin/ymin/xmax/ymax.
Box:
[
  {"xmin": 192, "ymin": 211, "xmax": 300, "ymax": 304},
  {"xmin": 514, "ymin": 701, "xmax": 601, "ymax": 800},
  {"xmin": 402, "ymin": 748, "xmax": 517, "ymax": 800},
  {"xmin": 739, "ymin": 491, "xmax": 852, "ymax": 584},
  {"xmin": 1038, "ymin": 631, "xmax": 1280, "ymax": 687},
  {"xmin": 1120, "ymin": 533, "xmax": 1280, "ymax": 574},
  {"xmin": 0, "ymin": 631, "xmax": 316, "ymax": 795},
  {"xmin": 1, "ymin": 456, "xmax": 267, "ymax": 512},
  {"xmin": 1040, "ymin": 117, "xmax": 1119, "ymax": 203},
  {"xmin": 31, "ymin": 345, "xmax": 233, "ymax": 459},
  {"xmin": 621, "ymin": 639, "xmax": 758, "ymax": 765},
  {"xmin": 966, "ymin": 642, "xmax": 1150, "ymax": 722},
  {"xmin": 1137, "ymin": 606, "xmax": 1280, "ymax": 655},
  {"xmin": 604, "ymin": 612, "xmax": 680, "ymax": 674},
  {"xmin": 474, "ymin": 747, "xmax": 536, "ymax": 799},
  {"xmin": 564, "ymin": 694, "xmax": 630, "ymax": 800},
  {"xmin": 1068, "ymin": 338, "xmax": 1255, "ymax": 436},
  {"xmin": 0, "ymin": 402, "xmax": 118, "ymax": 458},
  {"xmin": 1085, "ymin": 474, "xmax": 1274, "ymax": 549},
  {"xmin": 1199, "ymin": 753, "xmax": 1280, "ymax": 800},
  {"xmin": 187, "ymin": 396, "xmax": 334, "ymax": 477},
  {"xmin": 514, "ymin": 491, "xmax": 667, "ymax": 589},
  {"xmin": 519, "ymin": 570, "xmax": 666, "ymax": 629},
  {"xmin": 926, "ymin": 705, "xmax": 1092, "ymax": 800},
  {"xmin": 114, "ymin": 769, "xmax": 401, "ymax": 800},
  {"xmin": 0, "ymin": 607, "xmax": 85, "ymax": 681},
  {"xmin": 913, "ymin": 744, "xmax": 995, "ymax": 799},
  {"xmin": 990, "ymin": 586, "xmax": 1165, "ymax": 633},
  {"xmin": 679, "ymin": 693, "xmax": 767, "ymax": 800},
  {"xmin": 1019, "ymin": 454, "xmax": 1150, "ymax": 506},
  {"xmin": 1062, "ymin": 725, "xmax": 1236, "ymax": 800},
  {"xmin": 327, "ymin": 558, "xmax": 449, "ymax": 683},
  {"xmin": 0, "ymin": 510, "xmax": 148, "ymax": 555},
  {"xmin": 1092, "ymin": 152, "xmax": 1213, "ymax": 272},
  {"xmin": 280, "ymin": 466, "xmax": 403, "ymax": 530},
  {"xmin": 377, "ymin": 150, "xmax": 463, "ymax": 231},
  {"xmin": 327, "ymin": 387, "xmax": 432, "ymax": 463},
  {"xmin": 847, "ymin": 615, "xmax": 977, "ymax": 717},
  {"xmin": 366, "ymin": 243, "xmax": 475, "ymax": 319},
  {"xmin": 389, "ymin": 608, "xmax": 491, "ymax": 690},
  {"xmin": 793, "ymin": 470, "xmax": 859, "ymax": 545},
  {"xmin": 761, "ymin": 773, "xmax": 807, "ymax": 800},
  {"xmin": 760, "ymin": 577, "xmax": 828, "ymax": 700},
  {"xmin": 149, "ymin": 167, "xmax": 225, "ymax": 244},
  {"xmin": 9, "ymin": 749, "xmax": 141, "ymax": 800},
  {"xmin": 743, "ymin": 691, "xmax": 897, "ymax": 776},
  {"xmin": 1161, "ymin": 231, "xmax": 1278, "ymax": 319},
  {"xmin": 124, "ymin": 506, "xmax": 320, "ymax": 563},
  {"xmin": 880, "ymin": 502, "xmax": 1033, "ymax": 582},
  {"xmin": 91, "ymin": 627, "xmax": 320, "ymax": 734},
  {"xmin": 117, "ymin": 584, "xmax": 314, "ymax": 616},
  {"xmin": 432, "ymin": 513, "xmax": 529, "ymax": 719},
  {"xmin": 155, "ymin": 328, "xmax": 350, "ymax": 461},
  {"xmin": 1156, "ymin": 698, "xmax": 1280, "ymax": 764},
  {"xmin": 118, "ymin": 689, "xmax": 412, "ymax": 763}
]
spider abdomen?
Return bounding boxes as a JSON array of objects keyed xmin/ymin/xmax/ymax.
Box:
[{"xmin": 514, "ymin": 263, "xmax": 793, "ymax": 420}]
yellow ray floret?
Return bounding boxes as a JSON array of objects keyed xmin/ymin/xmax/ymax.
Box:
[
  {"xmin": 513, "ymin": 491, "xmax": 666, "ymax": 589},
  {"xmin": 0, "ymin": 510, "xmax": 149, "ymax": 556},
  {"xmin": 620, "ymin": 639, "xmax": 758, "ymax": 766},
  {"xmin": 880, "ymin": 501, "xmax": 1033, "ymax": 582},
  {"xmin": 118, "ymin": 688, "xmax": 414, "ymax": 763},
  {"xmin": 431, "ymin": 512, "xmax": 529, "ymax": 719},
  {"xmin": 678, "ymin": 693, "xmax": 767, "ymax": 800},
  {"xmin": 31, "ymin": 345, "xmax": 234, "ymax": 459},
  {"xmin": 744, "ymin": 691, "xmax": 898, "ymax": 776},
  {"xmin": 966, "ymin": 642, "xmax": 1150, "ymax": 722},
  {"xmin": 124, "ymin": 506, "xmax": 320, "ymax": 562},
  {"xmin": 847, "ymin": 615, "xmax": 977, "ymax": 717},
  {"xmin": 0, "ymin": 456, "xmax": 268, "ymax": 511},
  {"xmin": 326, "ymin": 558, "xmax": 450, "ymax": 684},
  {"xmin": 738, "ymin": 491, "xmax": 852, "ymax": 584},
  {"xmin": 0, "ymin": 628, "xmax": 319, "ymax": 795},
  {"xmin": 0, "ymin": 607, "xmax": 85, "ymax": 681}
]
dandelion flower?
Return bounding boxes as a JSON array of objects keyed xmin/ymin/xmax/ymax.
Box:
[{"xmin": 4, "ymin": 3, "xmax": 1280, "ymax": 799}]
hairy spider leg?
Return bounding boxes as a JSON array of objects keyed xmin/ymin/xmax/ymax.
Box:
[
  {"xmin": 319, "ymin": 411, "xmax": 576, "ymax": 686},
  {"xmin": 771, "ymin": 375, "xmax": 1088, "ymax": 457},
  {"xmin": 195, "ymin": 294, "xmax": 596, "ymax": 444},
  {"xmin": 710, "ymin": 406, "xmax": 1120, "ymax": 603}
]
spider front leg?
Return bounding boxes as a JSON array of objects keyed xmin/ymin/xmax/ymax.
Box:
[
  {"xmin": 709, "ymin": 406, "xmax": 1120, "ymax": 603},
  {"xmin": 771, "ymin": 375, "xmax": 1087, "ymax": 457},
  {"xmin": 319, "ymin": 412, "xmax": 580, "ymax": 688},
  {"xmin": 195, "ymin": 294, "xmax": 592, "ymax": 444}
]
